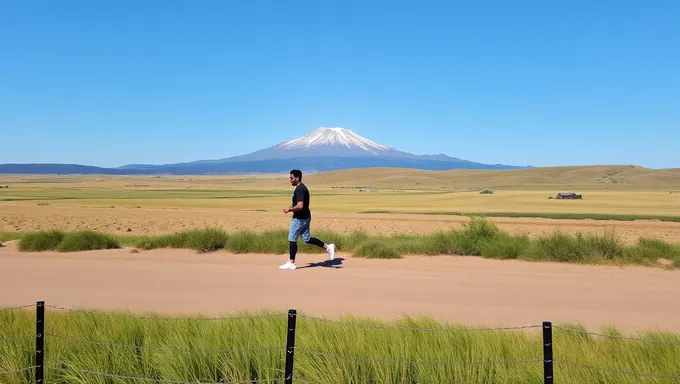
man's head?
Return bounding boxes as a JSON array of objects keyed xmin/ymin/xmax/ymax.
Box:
[{"xmin": 289, "ymin": 169, "xmax": 302, "ymax": 186}]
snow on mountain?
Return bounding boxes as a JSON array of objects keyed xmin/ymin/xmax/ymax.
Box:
[
  {"xmin": 107, "ymin": 126, "xmax": 530, "ymax": 173},
  {"xmin": 221, "ymin": 126, "xmax": 417, "ymax": 161},
  {"xmin": 277, "ymin": 127, "xmax": 390, "ymax": 153}
]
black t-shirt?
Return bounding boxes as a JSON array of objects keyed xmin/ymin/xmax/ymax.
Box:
[{"xmin": 292, "ymin": 183, "xmax": 311, "ymax": 219}]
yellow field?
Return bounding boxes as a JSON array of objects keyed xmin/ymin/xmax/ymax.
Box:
[{"xmin": 1, "ymin": 167, "xmax": 680, "ymax": 244}]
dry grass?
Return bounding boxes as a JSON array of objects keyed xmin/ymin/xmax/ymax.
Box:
[
  {"xmin": 303, "ymin": 164, "xmax": 680, "ymax": 189},
  {"xmin": 2, "ymin": 169, "xmax": 680, "ymax": 245}
]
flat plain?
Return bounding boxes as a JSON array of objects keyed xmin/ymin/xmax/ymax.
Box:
[
  {"xmin": 1, "ymin": 166, "xmax": 680, "ymax": 244},
  {"xmin": 3, "ymin": 166, "xmax": 680, "ymax": 383}
]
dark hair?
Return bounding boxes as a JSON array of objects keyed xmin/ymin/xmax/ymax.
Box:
[{"xmin": 290, "ymin": 169, "xmax": 302, "ymax": 180}]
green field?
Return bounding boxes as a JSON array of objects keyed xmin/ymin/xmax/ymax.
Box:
[{"xmin": 1, "ymin": 306, "xmax": 679, "ymax": 384}]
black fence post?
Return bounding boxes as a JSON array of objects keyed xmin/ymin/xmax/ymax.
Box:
[
  {"xmin": 35, "ymin": 301, "xmax": 44, "ymax": 384},
  {"xmin": 543, "ymin": 321, "xmax": 553, "ymax": 384},
  {"xmin": 284, "ymin": 309, "xmax": 297, "ymax": 384}
]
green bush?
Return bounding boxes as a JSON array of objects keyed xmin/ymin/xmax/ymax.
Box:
[
  {"xmin": 18, "ymin": 230, "xmax": 65, "ymax": 251},
  {"xmin": 56, "ymin": 230, "xmax": 119, "ymax": 252},
  {"xmin": 11, "ymin": 220, "xmax": 680, "ymax": 268},
  {"xmin": 480, "ymin": 188, "xmax": 494, "ymax": 194},
  {"xmin": 452, "ymin": 217, "xmax": 502, "ymax": 255},
  {"xmin": 354, "ymin": 240, "xmax": 401, "ymax": 259},
  {"xmin": 135, "ymin": 228, "xmax": 228, "ymax": 252},
  {"xmin": 481, "ymin": 233, "xmax": 531, "ymax": 259}
]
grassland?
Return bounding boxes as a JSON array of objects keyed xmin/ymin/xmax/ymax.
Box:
[
  {"xmin": 6, "ymin": 218, "xmax": 680, "ymax": 269},
  {"xmin": 2, "ymin": 167, "xmax": 680, "ymax": 248},
  {"xmin": 0, "ymin": 167, "xmax": 680, "ymax": 236},
  {"xmin": 3, "ymin": 167, "xmax": 680, "ymax": 383},
  {"xmin": 1, "ymin": 180, "xmax": 679, "ymax": 217},
  {"xmin": 2, "ymin": 306, "xmax": 680, "ymax": 384}
]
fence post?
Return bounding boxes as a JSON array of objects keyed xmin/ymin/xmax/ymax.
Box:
[
  {"xmin": 284, "ymin": 309, "xmax": 297, "ymax": 384},
  {"xmin": 542, "ymin": 321, "xmax": 553, "ymax": 384},
  {"xmin": 35, "ymin": 301, "xmax": 45, "ymax": 384}
]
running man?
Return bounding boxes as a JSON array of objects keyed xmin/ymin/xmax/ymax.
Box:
[{"xmin": 279, "ymin": 169, "xmax": 335, "ymax": 270}]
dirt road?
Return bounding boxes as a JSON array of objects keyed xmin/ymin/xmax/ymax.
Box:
[{"xmin": 1, "ymin": 241, "xmax": 678, "ymax": 333}]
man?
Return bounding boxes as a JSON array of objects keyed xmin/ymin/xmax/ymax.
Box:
[{"xmin": 279, "ymin": 169, "xmax": 335, "ymax": 270}]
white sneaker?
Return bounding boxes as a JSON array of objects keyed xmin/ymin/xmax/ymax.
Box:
[
  {"xmin": 327, "ymin": 244, "xmax": 335, "ymax": 260},
  {"xmin": 279, "ymin": 261, "xmax": 296, "ymax": 270}
]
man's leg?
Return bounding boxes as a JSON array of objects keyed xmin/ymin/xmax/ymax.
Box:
[
  {"xmin": 301, "ymin": 218, "xmax": 335, "ymax": 260},
  {"xmin": 280, "ymin": 219, "xmax": 301, "ymax": 270}
]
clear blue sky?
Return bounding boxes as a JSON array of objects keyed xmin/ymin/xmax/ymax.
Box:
[{"xmin": 1, "ymin": 0, "xmax": 678, "ymax": 169}]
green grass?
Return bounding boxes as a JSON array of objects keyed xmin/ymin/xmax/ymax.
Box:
[
  {"xmin": 1, "ymin": 306, "xmax": 680, "ymax": 384},
  {"xmin": 17, "ymin": 230, "xmax": 119, "ymax": 252},
  {"xmin": 9, "ymin": 218, "xmax": 680, "ymax": 268},
  {"xmin": 0, "ymin": 232, "xmax": 23, "ymax": 242},
  {"xmin": 360, "ymin": 210, "xmax": 680, "ymax": 222}
]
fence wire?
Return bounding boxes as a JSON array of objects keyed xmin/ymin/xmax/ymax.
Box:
[
  {"xmin": 0, "ymin": 365, "xmax": 38, "ymax": 375},
  {"xmin": 0, "ymin": 334, "xmax": 33, "ymax": 344},
  {"xmin": 46, "ymin": 333, "xmax": 284, "ymax": 354},
  {"xmin": 298, "ymin": 314, "xmax": 542, "ymax": 332},
  {"xmin": 45, "ymin": 305, "xmax": 286, "ymax": 321},
  {"xmin": 0, "ymin": 304, "xmax": 34, "ymax": 312},
  {"xmin": 555, "ymin": 326, "xmax": 680, "ymax": 345},
  {"xmin": 295, "ymin": 347, "xmax": 542, "ymax": 366},
  {"xmin": 556, "ymin": 360, "xmax": 680, "ymax": 380},
  {"xmin": 46, "ymin": 360, "xmax": 284, "ymax": 383}
]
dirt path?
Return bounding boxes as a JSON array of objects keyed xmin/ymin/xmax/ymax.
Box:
[{"xmin": 1, "ymin": 241, "xmax": 679, "ymax": 333}]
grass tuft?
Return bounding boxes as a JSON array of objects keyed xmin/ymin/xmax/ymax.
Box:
[
  {"xmin": 17, "ymin": 230, "xmax": 65, "ymax": 251},
  {"xmin": 56, "ymin": 230, "xmax": 120, "ymax": 252},
  {"xmin": 11, "ymin": 219, "xmax": 680, "ymax": 269},
  {"xmin": 354, "ymin": 240, "xmax": 402, "ymax": 259},
  {"xmin": 17, "ymin": 230, "xmax": 119, "ymax": 252},
  {"xmin": 1, "ymin": 307, "xmax": 680, "ymax": 384},
  {"xmin": 481, "ymin": 233, "xmax": 531, "ymax": 260}
]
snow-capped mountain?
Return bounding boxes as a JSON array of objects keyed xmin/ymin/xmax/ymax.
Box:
[
  {"xmin": 0, "ymin": 127, "xmax": 529, "ymax": 174},
  {"xmin": 224, "ymin": 127, "xmax": 417, "ymax": 161},
  {"xmin": 279, "ymin": 127, "xmax": 390, "ymax": 152},
  {"xmin": 111, "ymin": 126, "xmax": 528, "ymax": 173}
]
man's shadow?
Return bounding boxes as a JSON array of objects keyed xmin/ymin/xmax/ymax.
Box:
[{"xmin": 297, "ymin": 257, "xmax": 345, "ymax": 269}]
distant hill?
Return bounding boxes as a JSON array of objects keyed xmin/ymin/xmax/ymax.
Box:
[
  {"xmin": 300, "ymin": 165, "xmax": 680, "ymax": 190},
  {"xmin": 0, "ymin": 127, "xmax": 529, "ymax": 174},
  {"xmin": 0, "ymin": 163, "xmax": 137, "ymax": 175}
]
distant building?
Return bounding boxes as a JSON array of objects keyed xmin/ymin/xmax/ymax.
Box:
[{"xmin": 554, "ymin": 192, "xmax": 582, "ymax": 199}]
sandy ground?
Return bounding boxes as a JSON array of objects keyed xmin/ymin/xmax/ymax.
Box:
[
  {"xmin": 1, "ymin": 241, "xmax": 679, "ymax": 334},
  {"xmin": 3, "ymin": 204, "xmax": 680, "ymax": 243}
]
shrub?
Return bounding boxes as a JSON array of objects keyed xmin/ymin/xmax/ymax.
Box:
[
  {"xmin": 18, "ymin": 230, "xmax": 65, "ymax": 252},
  {"xmin": 57, "ymin": 230, "xmax": 120, "ymax": 252},
  {"xmin": 480, "ymin": 188, "xmax": 494, "ymax": 194},
  {"xmin": 481, "ymin": 233, "xmax": 531, "ymax": 260},
  {"xmin": 454, "ymin": 218, "xmax": 502, "ymax": 255},
  {"xmin": 184, "ymin": 227, "xmax": 228, "ymax": 252},
  {"xmin": 522, "ymin": 230, "xmax": 587, "ymax": 262},
  {"xmin": 135, "ymin": 228, "xmax": 228, "ymax": 252},
  {"xmin": 629, "ymin": 237, "xmax": 680, "ymax": 264},
  {"xmin": 354, "ymin": 240, "xmax": 401, "ymax": 259},
  {"xmin": 582, "ymin": 229, "xmax": 627, "ymax": 260}
]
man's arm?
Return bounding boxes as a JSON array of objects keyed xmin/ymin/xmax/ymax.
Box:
[{"xmin": 286, "ymin": 201, "xmax": 304, "ymax": 213}]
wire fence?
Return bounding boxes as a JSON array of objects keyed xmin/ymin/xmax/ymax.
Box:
[{"xmin": 1, "ymin": 301, "xmax": 679, "ymax": 383}]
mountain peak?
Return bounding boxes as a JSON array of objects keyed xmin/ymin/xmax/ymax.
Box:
[{"xmin": 277, "ymin": 126, "xmax": 390, "ymax": 153}]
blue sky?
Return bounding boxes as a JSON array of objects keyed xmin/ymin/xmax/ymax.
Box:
[{"xmin": 1, "ymin": 0, "xmax": 678, "ymax": 169}]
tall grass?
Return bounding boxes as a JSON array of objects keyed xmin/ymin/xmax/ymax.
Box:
[
  {"xmin": 13, "ymin": 219, "xmax": 680, "ymax": 269},
  {"xmin": 1, "ymin": 307, "xmax": 680, "ymax": 384},
  {"xmin": 17, "ymin": 230, "xmax": 119, "ymax": 252}
]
